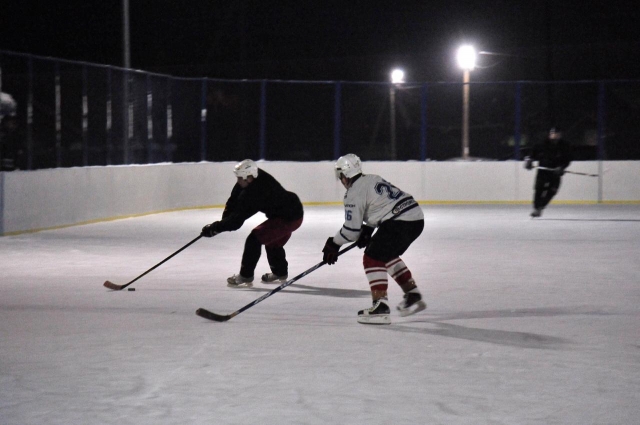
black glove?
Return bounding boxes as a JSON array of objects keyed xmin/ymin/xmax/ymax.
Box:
[
  {"xmin": 201, "ymin": 222, "xmax": 220, "ymax": 238},
  {"xmin": 524, "ymin": 157, "xmax": 533, "ymax": 170},
  {"xmin": 322, "ymin": 237, "xmax": 340, "ymax": 265},
  {"xmin": 356, "ymin": 225, "xmax": 375, "ymax": 248},
  {"xmin": 554, "ymin": 167, "xmax": 565, "ymax": 176}
]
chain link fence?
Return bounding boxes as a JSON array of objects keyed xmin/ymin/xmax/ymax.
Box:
[{"xmin": 1, "ymin": 50, "xmax": 639, "ymax": 171}]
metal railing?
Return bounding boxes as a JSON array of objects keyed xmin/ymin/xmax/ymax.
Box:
[{"xmin": 1, "ymin": 50, "xmax": 639, "ymax": 171}]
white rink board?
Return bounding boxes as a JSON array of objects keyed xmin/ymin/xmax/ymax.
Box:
[{"xmin": 1, "ymin": 160, "xmax": 639, "ymax": 234}]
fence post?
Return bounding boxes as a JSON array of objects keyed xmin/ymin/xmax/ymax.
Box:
[
  {"xmin": 0, "ymin": 58, "xmax": 3, "ymax": 169},
  {"xmin": 514, "ymin": 82, "xmax": 522, "ymax": 160},
  {"xmin": 597, "ymin": 81, "xmax": 606, "ymax": 203},
  {"xmin": 27, "ymin": 57, "xmax": 33, "ymax": 170},
  {"xmin": 123, "ymin": 69, "xmax": 130, "ymax": 164},
  {"xmin": 597, "ymin": 81, "xmax": 605, "ymax": 161},
  {"xmin": 420, "ymin": 83, "xmax": 428, "ymax": 161},
  {"xmin": 259, "ymin": 80, "xmax": 267, "ymax": 160},
  {"xmin": 55, "ymin": 62, "xmax": 62, "ymax": 167},
  {"xmin": 333, "ymin": 81, "xmax": 342, "ymax": 159},
  {"xmin": 106, "ymin": 67, "xmax": 112, "ymax": 165},
  {"xmin": 82, "ymin": 65, "xmax": 89, "ymax": 166},
  {"xmin": 166, "ymin": 77, "xmax": 173, "ymax": 162},
  {"xmin": 200, "ymin": 78, "xmax": 207, "ymax": 161},
  {"xmin": 146, "ymin": 73, "xmax": 153, "ymax": 163}
]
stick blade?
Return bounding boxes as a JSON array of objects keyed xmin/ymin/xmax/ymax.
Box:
[
  {"xmin": 196, "ymin": 308, "xmax": 233, "ymax": 322},
  {"xmin": 103, "ymin": 281, "xmax": 125, "ymax": 290}
]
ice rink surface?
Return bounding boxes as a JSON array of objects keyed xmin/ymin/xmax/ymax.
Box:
[{"xmin": 1, "ymin": 204, "xmax": 639, "ymax": 425}]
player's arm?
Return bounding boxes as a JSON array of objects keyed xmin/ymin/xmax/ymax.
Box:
[{"xmin": 333, "ymin": 196, "xmax": 366, "ymax": 245}]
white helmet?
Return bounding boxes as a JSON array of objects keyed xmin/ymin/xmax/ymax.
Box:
[
  {"xmin": 234, "ymin": 159, "xmax": 259, "ymax": 179},
  {"xmin": 334, "ymin": 154, "xmax": 362, "ymax": 179}
]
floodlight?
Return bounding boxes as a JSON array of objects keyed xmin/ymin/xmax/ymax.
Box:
[
  {"xmin": 390, "ymin": 69, "xmax": 405, "ymax": 84},
  {"xmin": 457, "ymin": 45, "xmax": 476, "ymax": 71}
]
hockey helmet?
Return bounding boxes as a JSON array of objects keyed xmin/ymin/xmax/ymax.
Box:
[
  {"xmin": 234, "ymin": 159, "xmax": 259, "ymax": 179},
  {"xmin": 334, "ymin": 154, "xmax": 362, "ymax": 180}
]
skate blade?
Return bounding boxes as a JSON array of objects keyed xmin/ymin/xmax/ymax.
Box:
[
  {"xmin": 261, "ymin": 279, "xmax": 287, "ymax": 284},
  {"xmin": 398, "ymin": 300, "xmax": 427, "ymax": 317},
  {"xmin": 357, "ymin": 314, "xmax": 391, "ymax": 325},
  {"xmin": 227, "ymin": 282, "xmax": 254, "ymax": 288}
]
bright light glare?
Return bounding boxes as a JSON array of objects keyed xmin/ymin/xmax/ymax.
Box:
[
  {"xmin": 457, "ymin": 45, "xmax": 476, "ymax": 70},
  {"xmin": 390, "ymin": 69, "xmax": 405, "ymax": 84}
]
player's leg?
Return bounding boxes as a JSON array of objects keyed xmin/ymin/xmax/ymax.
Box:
[
  {"xmin": 538, "ymin": 174, "xmax": 560, "ymax": 212},
  {"xmin": 227, "ymin": 232, "xmax": 261, "ymax": 288},
  {"xmin": 374, "ymin": 220, "xmax": 426, "ymax": 316},
  {"xmin": 532, "ymin": 172, "xmax": 547, "ymax": 217},
  {"xmin": 358, "ymin": 254, "xmax": 391, "ymax": 324},
  {"xmin": 360, "ymin": 219, "xmax": 426, "ymax": 322},
  {"xmin": 253, "ymin": 217, "xmax": 303, "ymax": 283}
]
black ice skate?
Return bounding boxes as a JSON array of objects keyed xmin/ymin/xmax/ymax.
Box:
[
  {"xmin": 397, "ymin": 288, "xmax": 427, "ymax": 317},
  {"xmin": 226, "ymin": 274, "xmax": 254, "ymax": 288},
  {"xmin": 261, "ymin": 273, "xmax": 288, "ymax": 284},
  {"xmin": 530, "ymin": 208, "xmax": 543, "ymax": 218},
  {"xmin": 357, "ymin": 298, "xmax": 391, "ymax": 325}
]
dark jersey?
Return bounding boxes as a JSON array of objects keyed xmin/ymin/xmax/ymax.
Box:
[
  {"xmin": 531, "ymin": 138, "xmax": 572, "ymax": 170},
  {"xmin": 217, "ymin": 168, "xmax": 303, "ymax": 232}
]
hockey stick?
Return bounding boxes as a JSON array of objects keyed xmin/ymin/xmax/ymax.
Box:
[
  {"xmin": 196, "ymin": 243, "xmax": 358, "ymax": 322},
  {"xmin": 104, "ymin": 235, "xmax": 203, "ymax": 290},
  {"xmin": 536, "ymin": 166, "xmax": 600, "ymax": 177}
]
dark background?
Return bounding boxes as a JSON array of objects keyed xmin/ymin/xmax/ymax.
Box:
[
  {"xmin": 2, "ymin": 0, "xmax": 640, "ymax": 169},
  {"xmin": 2, "ymin": 0, "xmax": 639, "ymax": 82}
]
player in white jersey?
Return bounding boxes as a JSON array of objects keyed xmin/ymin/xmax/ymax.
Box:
[{"xmin": 322, "ymin": 154, "xmax": 426, "ymax": 324}]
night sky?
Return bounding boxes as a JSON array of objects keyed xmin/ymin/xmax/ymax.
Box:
[{"xmin": 2, "ymin": 0, "xmax": 639, "ymax": 81}]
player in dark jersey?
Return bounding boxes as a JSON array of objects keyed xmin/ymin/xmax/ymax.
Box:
[
  {"xmin": 524, "ymin": 127, "xmax": 572, "ymax": 217},
  {"xmin": 201, "ymin": 160, "xmax": 304, "ymax": 287}
]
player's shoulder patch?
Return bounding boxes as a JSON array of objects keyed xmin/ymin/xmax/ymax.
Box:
[{"xmin": 392, "ymin": 197, "xmax": 418, "ymax": 215}]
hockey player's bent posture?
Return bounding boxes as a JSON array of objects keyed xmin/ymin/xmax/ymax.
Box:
[
  {"xmin": 201, "ymin": 159, "xmax": 304, "ymax": 287},
  {"xmin": 322, "ymin": 154, "xmax": 426, "ymax": 324}
]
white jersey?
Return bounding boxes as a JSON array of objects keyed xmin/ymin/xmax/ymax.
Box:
[{"xmin": 333, "ymin": 174, "xmax": 424, "ymax": 246}]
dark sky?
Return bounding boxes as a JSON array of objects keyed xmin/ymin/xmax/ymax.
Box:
[{"xmin": 2, "ymin": 0, "xmax": 639, "ymax": 81}]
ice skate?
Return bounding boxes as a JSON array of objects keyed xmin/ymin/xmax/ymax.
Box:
[
  {"xmin": 226, "ymin": 274, "xmax": 254, "ymax": 288},
  {"xmin": 397, "ymin": 288, "xmax": 427, "ymax": 317},
  {"xmin": 357, "ymin": 298, "xmax": 391, "ymax": 325},
  {"xmin": 261, "ymin": 272, "xmax": 288, "ymax": 284},
  {"xmin": 530, "ymin": 208, "xmax": 542, "ymax": 218}
]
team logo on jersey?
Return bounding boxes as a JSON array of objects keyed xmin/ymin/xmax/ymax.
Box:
[{"xmin": 392, "ymin": 198, "xmax": 417, "ymax": 215}]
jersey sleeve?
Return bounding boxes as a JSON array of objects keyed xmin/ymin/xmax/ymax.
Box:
[
  {"xmin": 221, "ymin": 184, "xmax": 241, "ymax": 219},
  {"xmin": 217, "ymin": 187, "xmax": 259, "ymax": 232}
]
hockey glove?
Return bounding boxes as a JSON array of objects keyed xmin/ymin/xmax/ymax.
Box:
[
  {"xmin": 524, "ymin": 157, "xmax": 533, "ymax": 170},
  {"xmin": 201, "ymin": 222, "xmax": 220, "ymax": 238},
  {"xmin": 322, "ymin": 237, "xmax": 340, "ymax": 265},
  {"xmin": 356, "ymin": 225, "xmax": 375, "ymax": 249},
  {"xmin": 554, "ymin": 167, "xmax": 565, "ymax": 176}
]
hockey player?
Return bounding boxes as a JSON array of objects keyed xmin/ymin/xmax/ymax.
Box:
[
  {"xmin": 322, "ymin": 154, "xmax": 426, "ymax": 325},
  {"xmin": 201, "ymin": 159, "xmax": 304, "ymax": 287},
  {"xmin": 524, "ymin": 127, "xmax": 572, "ymax": 217}
]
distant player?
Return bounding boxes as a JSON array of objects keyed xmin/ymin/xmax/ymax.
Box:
[
  {"xmin": 322, "ymin": 154, "xmax": 426, "ymax": 324},
  {"xmin": 201, "ymin": 159, "xmax": 304, "ymax": 287},
  {"xmin": 524, "ymin": 127, "xmax": 572, "ymax": 217}
]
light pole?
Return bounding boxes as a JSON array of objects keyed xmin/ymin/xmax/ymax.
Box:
[
  {"xmin": 389, "ymin": 68, "xmax": 405, "ymax": 160},
  {"xmin": 457, "ymin": 45, "xmax": 476, "ymax": 160}
]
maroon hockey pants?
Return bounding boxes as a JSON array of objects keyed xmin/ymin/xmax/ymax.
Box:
[{"xmin": 239, "ymin": 217, "xmax": 303, "ymax": 278}]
